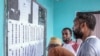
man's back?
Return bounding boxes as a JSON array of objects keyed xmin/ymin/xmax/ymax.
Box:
[
  {"xmin": 48, "ymin": 46, "xmax": 74, "ymax": 56},
  {"xmin": 77, "ymin": 36, "xmax": 100, "ymax": 56}
]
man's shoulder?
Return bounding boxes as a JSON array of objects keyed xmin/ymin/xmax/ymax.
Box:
[
  {"xmin": 84, "ymin": 37, "xmax": 100, "ymax": 49},
  {"xmin": 51, "ymin": 46, "xmax": 69, "ymax": 52},
  {"xmin": 78, "ymin": 37, "xmax": 100, "ymax": 56},
  {"xmin": 86, "ymin": 37, "xmax": 100, "ymax": 45}
]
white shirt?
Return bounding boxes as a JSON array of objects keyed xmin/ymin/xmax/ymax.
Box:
[{"xmin": 63, "ymin": 43, "xmax": 76, "ymax": 55}]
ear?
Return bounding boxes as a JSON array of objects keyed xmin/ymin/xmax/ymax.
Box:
[
  {"xmin": 80, "ymin": 22, "xmax": 87, "ymax": 32},
  {"xmin": 80, "ymin": 22, "xmax": 86, "ymax": 28}
]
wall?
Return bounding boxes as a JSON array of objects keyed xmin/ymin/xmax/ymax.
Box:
[
  {"xmin": 0, "ymin": 0, "xmax": 4, "ymax": 56},
  {"xmin": 37, "ymin": 0, "xmax": 54, "ymax": 46},
  {"xmin": 54, "ymin": 0, "xmax": 100, "ymax": 40},
  {"xmin": 0, "ymin": 0, "xmax": 54, "ymax": 55}
]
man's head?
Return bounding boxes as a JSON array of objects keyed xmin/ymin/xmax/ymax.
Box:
[
  {"xmin": 48, "ymin": 37, "xmax": 62, "ymax": 50},
  {"xmin": 62, "ymin": 27, "xmax": 72, "ymax": 43},
  {"xmin": 73, "ymin": 12, "xmax": 96, "ymax": 40}
]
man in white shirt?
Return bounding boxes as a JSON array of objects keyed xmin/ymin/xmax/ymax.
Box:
[
  {"xmin": 73, "ymin": 12, "xmax": 100, "ymax": 56},
  {"xmin": 62, "ymin": 27, "xmax": 79, "ymax": 55}
]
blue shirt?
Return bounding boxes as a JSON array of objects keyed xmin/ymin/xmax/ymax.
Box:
[{"xmin": 77, "ymin": 36, "xmax": 100, "ymax": 56}]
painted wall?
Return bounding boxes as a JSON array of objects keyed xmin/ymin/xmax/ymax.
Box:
[
  {"xmin": 0, "ymin": 0, "xmax": 4, "ymax": 56},
  {"xmin": 54, "ymin": 0, "xmax": 100, "ymax": 40},
  {"xmin": 0, "ymin": 0, "xmax": 54, "ymax": 56},
  {"xmin": 37, "ymin": 0, "xmax": 54, "ymax": 46}
]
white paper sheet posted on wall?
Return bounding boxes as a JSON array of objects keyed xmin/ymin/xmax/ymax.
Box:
[{"xmin": 6, "ymin": 0, "xmax": 46, "ymax": 56}]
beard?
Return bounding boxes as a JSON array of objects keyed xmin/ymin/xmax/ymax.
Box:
[
  {"xmin": 73, "ymin": 27, "xmax": 83, "ymax": 39},
  {"xmin": 63, "ymin": 38, "xmax": 71, "ymax": 43}
]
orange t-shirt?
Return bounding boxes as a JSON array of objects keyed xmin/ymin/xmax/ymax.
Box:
[{"xmin": 48, "ymin": 46, "xmax": 74, "ymax": 56}]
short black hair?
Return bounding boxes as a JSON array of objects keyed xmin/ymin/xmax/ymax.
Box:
[
  {"xmin": 62, "ymin": 27, "xmax": 72, "ymax": 36},
  {"xmin": 74, "ymin": 12, "xmax": 96, "ymax": 30}
]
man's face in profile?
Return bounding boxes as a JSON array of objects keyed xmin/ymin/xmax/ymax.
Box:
[{"xmin": 73, "ymin": 20, "xmax": 84, "ymax": 39}]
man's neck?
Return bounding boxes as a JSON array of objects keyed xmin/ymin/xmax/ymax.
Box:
[
  {"xmin": 82, "ymin": 31, "xmax": 93, "ymax": 42},
  {"xmin": 65, "ymin": 40, "xmax": 72, "ymax": 44}
]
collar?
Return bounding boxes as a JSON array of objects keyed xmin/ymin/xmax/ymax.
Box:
[
  {"xmin": 85, "ymin": 35, "xmax": 97, "ymax": 41},
  {"xmin": 64, "ymin": 40, "xmax": 75, "ymax": 45}
]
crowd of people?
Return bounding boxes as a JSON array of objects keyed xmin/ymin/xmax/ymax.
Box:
[{"xmin": 47, "ymin": 12, "xmax": 100, "ymax": 56}]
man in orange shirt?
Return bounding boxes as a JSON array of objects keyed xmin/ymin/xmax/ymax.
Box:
[{"xmin": 48, "ymin": 37, "xmax": 74, "ymax": 56}]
